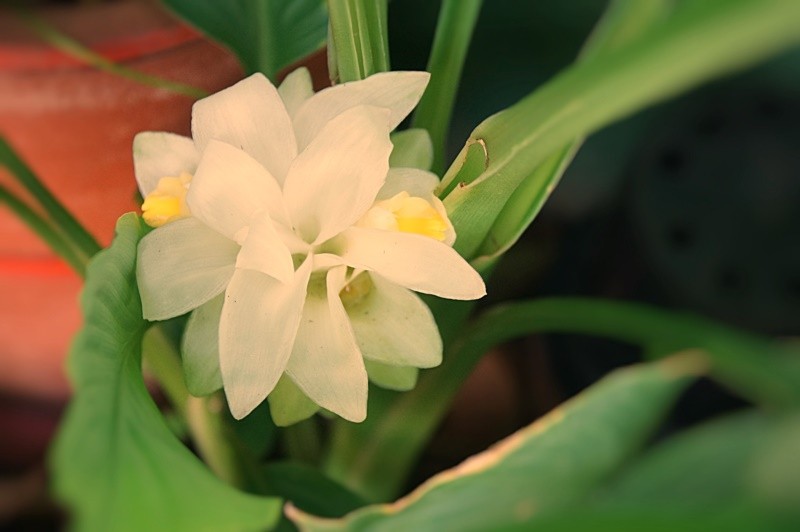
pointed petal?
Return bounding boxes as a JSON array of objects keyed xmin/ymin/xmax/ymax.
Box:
[
  {"xmin": 345, "ymin": 273, "xmax": 442, "ymax": 368},
  {"xmin": 278, "ymin": 67, "xmax": 314, "ymax": 119},
  {"xmin": 137, "ymin": 218, "xmax": 238, "ymax": 320},
  {"xmin": 236, "ymin": 213, "xmax": 294, "ymax": 283},
  {"xmin": 286, "ymin": 267, "xmax": 368, "ymax": 422},
  {"xmin": 219, "ymin": 258, "xmax": 312, "ymax": 420},
  {"xmin": 186, "ymin": 140, "xmax": 288, "ymax": 240},
  {"xmin": 192, "ymin": 73, "xmax": 297, "ymax": 182},
  {"xmin": 133, "ymin": 132, "xmax": 199, "ymax": 196},
  {"xmin": 377, "ymin": 167, "xmax": 440, "ymax": 200},
  {"xmin": 293, "ymin": 71, "xmax": 430, "ymax": 149},
  {"xmin": 338, "ymin": 226, "xmax": 486, "ymax": 300},
  {"xmin": 182, "ymin": 294, "xmax": 223, "ymax": 396},
  {"xmin": 283, "ymin": 106, "xmax": 392, "ymax": 244},
  {"xmin": 365, "ymin": 360, "xmax": 419, "ymax": 391},
  {"xmin": 267, "ymin": 374, "xmax": 320, "ymax": 426}
]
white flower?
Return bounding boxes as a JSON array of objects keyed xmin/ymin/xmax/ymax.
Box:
[{"xmin": 134, "ymin": 69, "xmax": 485, "ymax": 422}]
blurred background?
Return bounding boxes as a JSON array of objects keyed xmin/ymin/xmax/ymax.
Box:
[{"xmin": 1, "ymin": 0, "xmax": 798, "ymax": 528}]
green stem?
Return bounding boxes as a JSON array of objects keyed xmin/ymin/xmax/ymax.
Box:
[
  {"xmin": 327, "ymin": 0, "xmax": 390, "ymax": 82},
  {"xmin": 142, "ymin": 326, "xmax": 245, "ymax": 487},
  {"xmin": 0, "ymin": 137, "xmax": 101, "ymax": 258},
  {"xmin": 412, "ymin": 0, "xmax": 482, "ymax": 174},
  {"xmin": 281, "ymin": 418, "xmax": 323, "ymax": 466},
  {"xmin": 0, "ymin": 184, "xmax": 89, "ymax": 276},
  {"xmin": 186, "ymin": 395, "xmax": 246, "ymax": 488},
  {"xmin": 16, "ymin": 10, "xmax": 208, "ymax": 100},
  {"xmin": 253, "ymin": 0, "xmax": 278, "ymax": 80},
  {"xmin": 326, "ymin": 297, "xmax": 800, "ymax": 501},
  {"xmin": 142, "ymin": 327, "xmax": 189, "ymax": 417}
]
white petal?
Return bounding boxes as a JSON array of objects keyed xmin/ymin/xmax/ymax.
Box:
[
  {"xmin": 219, "ymin": 258, "xmax": 312, "ymax": 420},
  {"xmin": 186, "ymin": 140, "xmax": 288, "ymax": 240},
  {"xmin": 182, "ymin": 295, "xmax": 223, "ymax": 396},
  {"xmin": 377, "ymin": 167, "xmax": 440, "ymax": 200},
  {"xmin": 293, "ymin": 71, "xmax": 430, "ymax": 150},
  {"xmin": 346, "ymin": 273, "xmax": 442, "ymax": 367},
  {"xmin": 364, "ymin": 360, "xmax": 419, "ymax": 391},
  {"xmin": 267, "ymin": 374, "xmax": 320, "ymax": 426},
  {"xmin": 133, "ymin": 132, "xmax": 199, "ymax": 196},
  {"xmin": 338, "ymin": 226, "xmax": 486, "ymax": 300},
  {"xmin": 431, "ymin": 196, "xmax": 456, "ymax": 247},
  {"xmin": 235, "ymin": 213, "xmax": 294, "ymax": 283},
  {"xmin": 286, "ymin": 266, "xmax": 368, "ymax": 422},
  {"xmin": 192, "ymin": 73, "xmax": 297, "ymax": 183},
  {"xmin": 137, "ymin": 218, "xmax": 239, "ymax": 320},
  {"xmin": 283, "ymin": 106, "xmax": 392, "ymax": 244},
  {"xmin": 278, "ymin": 67, "xmax": 314, "ymax": 119}
]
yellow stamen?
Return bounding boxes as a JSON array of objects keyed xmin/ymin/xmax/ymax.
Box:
[
  {"xmin": 359, "ymin": 191, "xmax": 448, "ymax": 241},
  {"xmin": 142, "ymin": 172, "xmax": 192, "ymax": 227}
]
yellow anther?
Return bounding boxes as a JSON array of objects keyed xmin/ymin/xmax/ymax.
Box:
[
  {"xmin": 359, "ymin": 192, "xmax": 448, "ymax": 241},
  {"xmin": 142, "ymin": 172, "xmax": 192, "ymax": 227}
]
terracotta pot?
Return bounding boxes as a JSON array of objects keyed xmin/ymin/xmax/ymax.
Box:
[{"xmin": 0, "ymin": 0, "xmax": 244, "ymax": 401}]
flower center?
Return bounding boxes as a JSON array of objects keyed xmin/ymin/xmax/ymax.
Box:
[
  {"xmin": 141, "ymin": 172, "xmax": 192, "ymax": 227},
  {"xmin": 339, "ymin": 271, "xmax": 373, "ymax": 308},
  {"xmin": 359, "ymin": 191, "xmax": 447, "ymax": 241}
]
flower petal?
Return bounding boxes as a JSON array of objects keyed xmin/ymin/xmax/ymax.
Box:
[
  {"xmin": 286, "ymin": 266, "xmax": 368, "ymax": 422},
  {"xmin": 219, "ymin": 258, "xmax": 312, "ymax": 420},
  {"xmin": 186, "ymin": 140, "xmax": 288, "ymax": 240},
  {"xmin": 278, "ymin": 67, "xmax": 314, "ymax": 119},
  {"xmin": 235, "ymin": 213, "xmax": 294, "ymax": 283},
  {"xmin": 364, "ymin": 360, "xmax": 419, "ymax": 391},
  {"xmin": 182, "ymin": 295, "xmax": 223, "ymax": 396},
  {"xmin": 283, "ymin": 105, "xmax": 392, "ymax": 244},
  {"xmin": 137, "ymin": 217, "xmax": 239, "ymax": 320},
  {"xmin": 293, "ymin": 71, "xmax": 430, "ymax": 150},
  {"xmin": 267, "ymin": 374, "xmax": 320, "ymax": 426},
  {"xmin": 338, "ymin": 226, "xmax": 486, "ymax": 300},
  {"xmin": 192, "ymin": 73, "xmax": 297, "ymax": 182},
  {"xmin": 389, "ymin": 128, "xmax": 433, "ymax": 170},
  {"xmin": 377, "ymin": 167, "xmax": 440, "ymax": 200},
  {"xmin": 345, "ymin": 273, "xmax": 442, "ymax": 368},
  {"xmin": 133, "ymin": 132, "xmax": 199, "ymax": 196}
]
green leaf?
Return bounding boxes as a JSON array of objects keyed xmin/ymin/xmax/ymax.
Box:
[
  {"xmin": 51, "ymin": 214, "xmax": 280, "ymax": 532},
  {"xmin": 441, "ymin": 0, "xmax": 800, "ymax": 259},
  {"xmin": 470, "ymin": 0, "xmax": 673, "ymax": 269},
  {"xmin": 291, "ymin": 356, "xmax": 699, "ymax": 530},
  {"xmin": 389, "ymin": 129, "xmax": 434, "ymax": 170},
  {"xmin": 161, "ymin": 0, "xmax": 328, "ymax": 79},
  {"xmin": 527, "ymin": 412, "xmax": 800, "ymax": 531},
  {"xmin": 263, "ymin": 462, "xmax": 367, "ymax": 518},
  {"xmin": 411, "ymin": 0, "xmax": 483, "ymax": 174}
]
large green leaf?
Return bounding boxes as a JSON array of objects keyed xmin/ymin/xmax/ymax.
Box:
[
  {"xmin": 51, "ymin": 214, "xmax": 280, "ymax": 532},
  {"xmin": 161, "ymin": 0, "xmax": 328, "ymax": 79},
  {"xmin": 526, "ymin": 412, "xmax": 800, "ymax": 531},
  {"xmin": 290, "ymin": 356, "xmax": 700, "ymax": 531},
  {"xmin": 441, "ymin": 0, "xmax": 800, "ymax": 259}
]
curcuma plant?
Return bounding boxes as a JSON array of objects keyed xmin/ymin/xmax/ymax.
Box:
[{"xmin": 0, "ymin": 0, "xmax": 798, "ymax": 530}]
